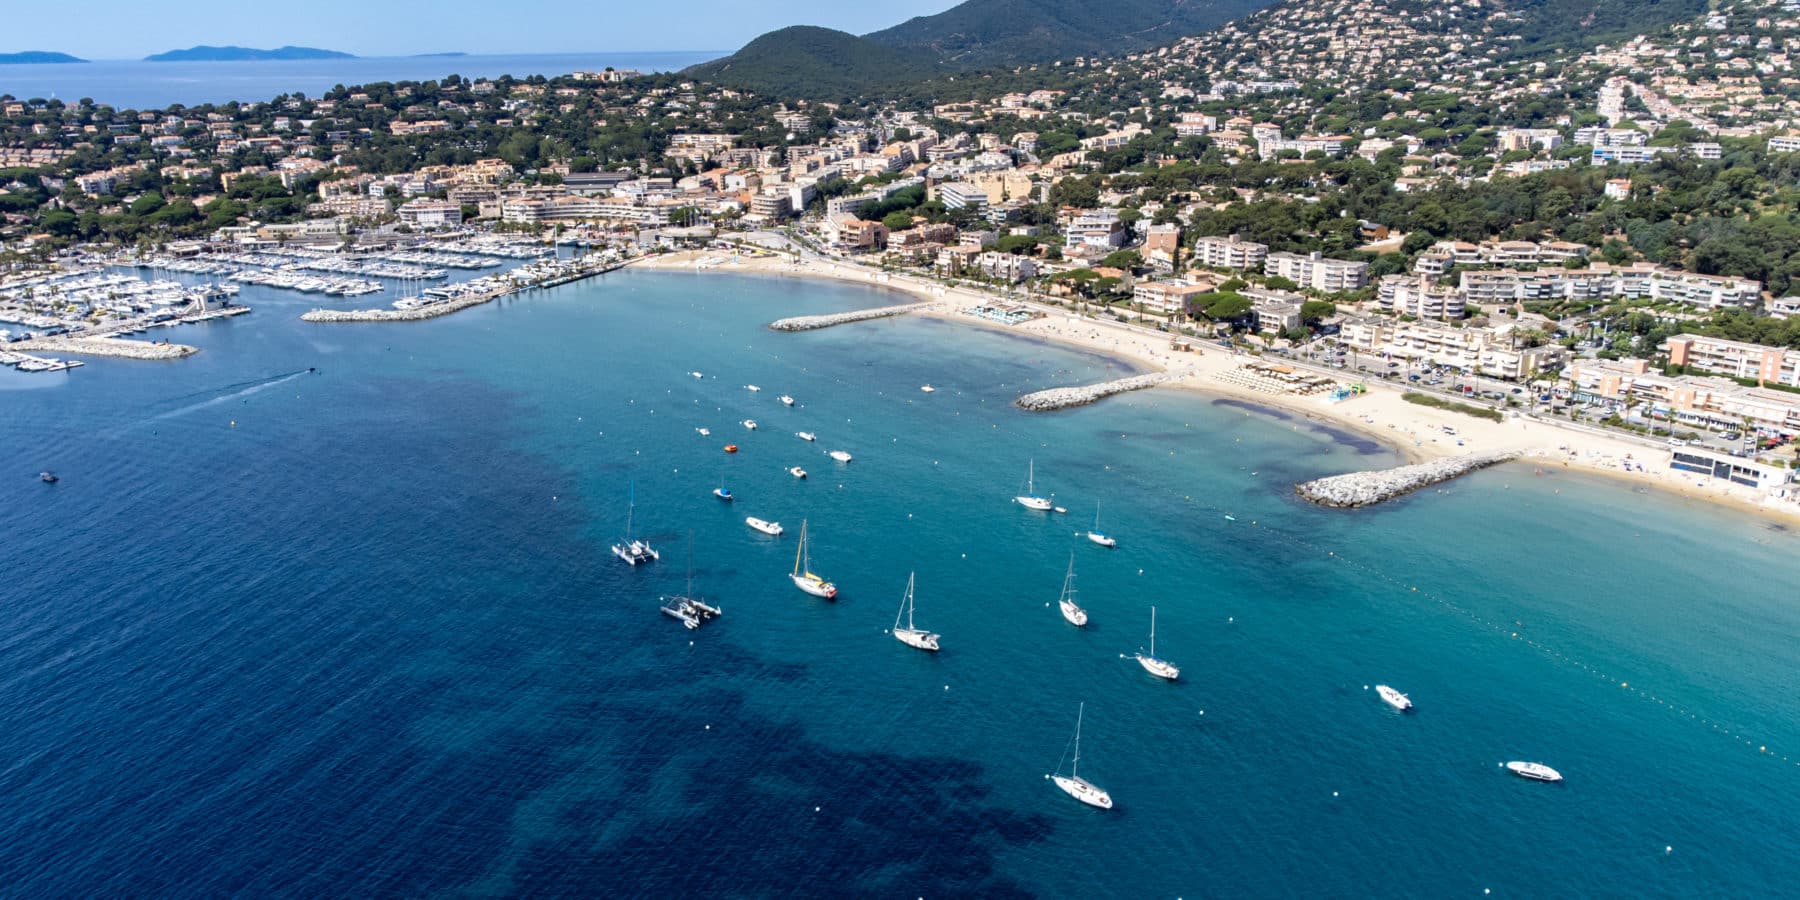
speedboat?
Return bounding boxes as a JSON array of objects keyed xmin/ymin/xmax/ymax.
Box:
[
  {"xmin": 746, "ymin": 517, "xmax": 783, "ymax": 536},
  {"xmin": 1376, "ymin": 684, "xmax": 1413, "ymax": 711},
  {"xmin": 690, "ymin": 371, "xmax": 703, "ymax": 379},
  {"xmin": 40, "ymin": 471, "xmax": 58, "ymax": 484},
  {"xmin": 789, "ymin": 466, "xmax": 807, "ymax": 479},
  {"xmin": 742, "ymin": 419, "xmax": 757, "ymax": 430},
  {"xmin": 920, "ymin": 385, "xmax": 936, "ymax": 393},
  {"xmin": 1506, "ymin": 761, "xmax": 1563, "ymax": 783},
  {"xmin": 828, "ymin": 450, "xmax": 852, "ymax": 463},
  {"xmin": 696, "ymin": 427, "xmax": 711, "ymax": 436},
  {"xmin": 779, "ymin": 395, "xmax": 795, "ymax": 406},
  {"xmin": 796, "ymin": 431, "xmax": 816, "ymax": 442},
  {"xmin": 745, "ymin": 384, "xmax": 761, "ymax": 392}
]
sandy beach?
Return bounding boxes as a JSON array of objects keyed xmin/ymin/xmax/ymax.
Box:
[{"xmin": 632, "ymin": 249, "xmax": 1800, "ymax": 526}]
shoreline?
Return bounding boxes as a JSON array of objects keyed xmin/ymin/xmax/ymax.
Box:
[{"xmin": 631, "ymin": 250, "xmax": 1800, "ymax": 527}]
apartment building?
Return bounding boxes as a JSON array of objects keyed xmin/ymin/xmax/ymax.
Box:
[
  {"xmin": 936, "ymin": 181, "xmax": 989, "ymax": 213},
  {"xmin": 1191, "ymin": 234, "xmax": 1269, "ymax": 270},
  {"xmin": 1376, "ymin": 275, "xmax": 1466, "ymax": 320},
  {"xmin": 1338, "ymin": 316, "xmax": 1564, "ymax": 380},
  {"xmin": 397, "ymin": 199, "xmax": 463, "ymax": 229},
  {"xmin": 1243, "ymin": 287, "xmax": 1305, "ymax": 334},
  {"xmin": 1263, "ymin": 251, "xmax": 1368, "ymax": 293},
  {"xmin": 1065, "ymin": 210, "xmax": 1128, "ymax": 250},
  {"xmin": 1460, "ymin": 265, "xmax": 1761, "ymax": 310},
  {"xmin": 1665, "ymin": 333, "xmax": 1800, "ymax": 385},
  {"xmin": 1768, "ymin": 133, "xmax": 1800, "ymax": 153},
  {"xmin": 972, "ymin": 251, "xmax": 1038, "ymax": 283},
  {"xmin": 1131, "ymin": 279, "xmax": 1211, "ymax": 316},
  {"xmin": 823, "ymin": 213, "xmax": 887, "ymax": 251}
]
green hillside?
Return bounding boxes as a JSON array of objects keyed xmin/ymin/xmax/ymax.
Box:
[
  {"xmin": 866, "ymin": 0, "xmax": 1271, "ymax": 67},
  {"xmin": 684, "ymin": 26, "xmax": 941, "ymax": 99}
]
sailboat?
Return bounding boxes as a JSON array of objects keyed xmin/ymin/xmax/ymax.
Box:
[
  {"xmin": 1049, "ymin": 702, "xmax": 1113, "ymax": 809},
  {"xmin": 661, "ymin": 532, "xmax": 721, "ymax": 629},
  {"xmin": 1134, "ymin": 606, "xmax": 1179, "ymax": 680},
  {"xmin": 609, "ymin": 482, "xmax": 660, "ymax": 566},
  {"xmin": 1014, "ymin": 459, "xmax": 1053, "ymax": 511},
  {"xmin": 713, "ymin": 475, "xmax": 732, "ymax": 502},
  {"xmin": 1086, "ymin": 502, "xmax": 1116, "ymax": 547},
  {"xmin": 892, "ymin": 572, "xmax": 939, "ymax": 651},
  {"xmin": 1057, "ymin": 553, "xmax": 1088, "ymax": 626},
  {"xmin": 789, "ymin": 520, "xmax": 838, "ymax": 599}
]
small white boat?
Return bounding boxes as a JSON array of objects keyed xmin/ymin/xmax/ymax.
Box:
[
  {"xmin": 1014, "ymin": 459, "xmax": 1053, "ymax": 511},
  {"xmin": 742, "ymin": 419, "xmax": 758, "ymax": 431},
  {"xmin": 1376, "ymin": 684, "xmax": 1413, "ymax": 711},
  {"xmin": 1057, "ymin": 553, "xmax": 1088, "ymax": 627},
  {"xmin": 1049, "ymin": 703, "xmax": 1112, "ymax": 809},
  {"xmin": 920, "ymin": 385, "xmax": 936, "ymax": 393},
  {"xmin": 796, "ymin": 431, "xmax": 817, "ymax": 442},
  {"xmin": 828, "ymin": 450, "xmax": 852, "ymax": 463},
  {"xmin": 1506, "ymin": 761, "xmax": 1563, "ymax": 783},
  {"xmin": 1134, "ymin": 606, "xmax": 1179, "ymax": 680},
  {"xmin": 892, "ymin": 572, "xmax": 940, "ymax": 651},
  {"xmin": 789, "ymin": 520, "xmax": 837, "ymax": 599},
  {"xmin": 779, "ymin": 395, "xmax": 795, "ymax": 406},
  {"xmin": 690, "ymin": 371, "xmax": 703, "ymax": 379},
  {"xmin": 713, "ymin": 486, "xmax": 733, "ymax": 501},
  {"xmin": 788, "ymin": 466, "xmax": 807, "ymax": 479},
  {"xmin": 696, "ymin": 427, "xmax": 711, "ymax": 436},
  {"xmin": 745, "ymin": 384, "xmax": 761, "ymax": 392},
  {"xmin": 746, "ymin": 516, "xmax": 783, "ymax": 536},
  {"xmin": 1086, "ymin": 501, "xmax": 1116, "ymax": 548}
]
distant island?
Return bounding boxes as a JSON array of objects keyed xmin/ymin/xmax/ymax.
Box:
[
  {"xmin": 0, "ymin": 51, "xmax": 86, "ymax": 64},
  {"xmin": 145, "ymin": 45, "xmax": 356, "ymax": 62},
  {"xmin": 409, "ymin": 52, "xmax": 467, "ymax": 59}
]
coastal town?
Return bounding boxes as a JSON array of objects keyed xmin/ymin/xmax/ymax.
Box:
[{"xmin": 6, "ymin": 0, "xmax": 1800, "ymax": 516}]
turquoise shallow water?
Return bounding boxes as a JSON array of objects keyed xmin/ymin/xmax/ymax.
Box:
[{"xmin": 2, "ymin": 268, "xmax": 1797, "ymax": 896}]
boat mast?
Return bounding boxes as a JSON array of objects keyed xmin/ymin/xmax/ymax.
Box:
[
  {"xmin": 624, "ymin": 481, "xmax": 636, "ymax": 540},
  {"xmin": 1150, "ymin": 606, "xmax": 1157, "ymax": 657},
  {"xmin": 1027, "ymin": 459, "xmax": 1035, "ymax": 495},
  {"xmin": 685, "ymin": 530, "xmax": 695, "ymax": 597},
  {"xmin": 896, "ymin": 572, "xmax": 915, "ymax": 631},
  {"xmin": 793, "ymin": 520, "xmax": 806, "ymax": 576},
  {"xmin": 1063, "ymin": 552, "xmax": 1077, "ymax": 601},
  {"xmin": 1072, "ymin": 702, "xmax": 1084, "ymax": 778}
]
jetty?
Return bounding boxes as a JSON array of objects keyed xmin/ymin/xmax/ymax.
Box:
[
  {"xmin": 1015, "ymin": 371, "xmax": 1180, "ymax": 411},
  {"xmin": 1295, "ymin": 452, "xmax": 1519, "ymax": 508},
  {"xmin": 302, "ymin": 289, "xmax": 504, "ymax": 322},
  {"xmin": 14, "ymin": 335, "xmax": 195, "ymax": 360},
  {"xmin": 302, "ymin": 258, "xmax": 625, "ymax": 323},
  {"xmin": 768, "ymin": 302, "xmax": 932, "ymax": 332}
]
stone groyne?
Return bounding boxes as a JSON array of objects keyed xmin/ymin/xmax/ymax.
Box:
[
  {"xmin": 16, "ymin": 335, "xmax": 196, "ymax": 359},
  {"xmin": 1015, "ymin": 371, "xmax": 1179, "ymax": 411},
  {"xmin": 301, "ymin": 290, "xmax": 501, "ymax": 323},
  {"xmin": 1295, "ymin": 452, "xmax": 1519, "ymax": 508},
  {"xmin": 769, "ymin": 302, "xmax": 932, "ymax": 332}
]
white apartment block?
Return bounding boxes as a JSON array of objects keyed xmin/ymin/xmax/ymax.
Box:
[
  {"xmin": 1263, "ymin": 251, "xmax": 1368, "ymax": 293},
  {"xmin": 1376, "ymin": 275, "xmax": 1466, "ymax": 320},
  {"xmin": 397, "ymin": 199, "xmax": 463, "ymax": 229},
  {"xmin": 1338, "ymin": 317, "xmax": 1565, "ymax": 380},
  {"xmin": 1460, "ymin": 265, "xmax": 1761, "ymax": 310},
  {"xmin": 1768, "ymin": 134, "xmax": 1800, "ymax": 153},
  {"xmin": 1191, "ymin": 235, "xmax": 1269, "ymax": 270}
]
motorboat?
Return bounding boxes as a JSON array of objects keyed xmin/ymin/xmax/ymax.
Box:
[
  {"xmin": 1506, "ymin": 761, "xmax": 1563, "ymax": 783},
  {"xmin": 1014, "ymin": 459, "xmax": 1053, "ymax": 511},
  {"xmin": 40, "ymin": 471, "xmax": 58, "ymax": 484},
  {"xmin": 742, "ymin": 419, "xmax": 758, "ymax": 431},
  {"xmin": 1049, "ymin": 703, "xmax": 1112, "ymax": 809},
  {"xmin": 828, "ymin": 450, "xmax": 853, "ymax": 463},
  {"xmin": 796, "ymin": 431, "xmax": 817, "ymax": 442},
  {"xmin": 892, "ymin": 573, "xmax": 939, "ymax": 651},
  {"xmin": 690, "ymin": 371, "xmax": 703, "ymax": 379},
  {"xmin": 920, "ymin": 385, "xmax": 936, "ymax": 393},
  {"xmin": 745, "ymin": 384, "xmax": 761, "ymax": 392},
  {"xmin": 746, "ymin": 517, "xmax": 783, "ymax": 536},
  {"xmin": 696, "ymin": 427, "xmax": 711, "ymax": 436},
  {"xmin": 779, "ymin": 395, "xmax": 795, "ymax": 406},
  {"xmin": 789, "ymin": 466, "xmax": 807, "ymax": 479},
  {"xmin": 789, "ymin": 520, "xmax": 838, "ymax": 599},
  {"xmin": 1376, "ymin": 684, "xmax": 1413, "ymax": 711},
  {"xmin": 724, "ymin": 444, "xmax": 739, "ymax": 453}
]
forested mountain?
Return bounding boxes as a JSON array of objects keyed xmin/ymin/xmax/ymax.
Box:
[{"xmin": 864, "ymin": 0, "xmax": 1271, "ymax": 67}]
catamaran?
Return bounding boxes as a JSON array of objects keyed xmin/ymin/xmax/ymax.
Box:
[
  {"xmin": 1057, "ymin": 553, "xmax": 1088, "ymax": 627},
  {"xmin": 1086, "ymin": 502, "xmax": 1116, "ymax": 548},
  {"xmin": 1134, "ymin": 606, "xmax": 1179, "ymax": 680},
  {"xmin": 789, "ymin": 520, "xmax": 838, "ymax": 599},
  {"xmin": 1014, "ymin": 459, "xmax": 1053, "ymax": 511},
  {"xmin": 892, "ymin": 572, "xmax": 939, "ymax": 651},
  {"xmin": 660, "ymin": 533, "xmax": 721, "ymax": 629},
  {"xmin": 1049, "ymin": 702, "xmax": 1113, "ymax": 809},
  {"xmin": 609, "ymin": 483, "xmax": 659, "ymax": 566}
]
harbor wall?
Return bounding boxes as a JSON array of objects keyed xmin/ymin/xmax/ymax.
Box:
[
  {"xmin": 1014, "ymin": 372, "xmax": 1178, "ymax": 411},
  {"xmin": 1295, "ymin": 452, "xmax": 1519, "ymax": 508},
  {"xmin": 768, "ymin": 302, "xmax": 932, "ymax": 332}
]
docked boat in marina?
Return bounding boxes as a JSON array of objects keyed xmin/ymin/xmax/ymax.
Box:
[
  {"xmin": 892, "ymin": 572, "xmax": 939, "ymax": 651},
  {"xmin": 610, "ymin": 484, "xmax": 660, "ymax": 566},
  {"xmin": 828, "ymin": 449, "xmax": 852, "ymax": 463},
  {"xmin": 796, "ymin": 431, "xmax": 816, "ymax": 442},
  {"xmin": 789, "ymin": 520, "xmax": 838, "ymax": 600},
  {"xmin": 789, "ymin": 466, "xmax": 807, "ymax": 479},
  {"xmin": 1506, "ymin": 761, "xmax": 1563, "ymax": 783},
  {"xmin": 779, "ymin": 395, "xmax": 795, "ymax": 406},
  {"xmin": 1049, "ymin": 702, "xmax": 1112, "ymax": 809},
  {"xmin": 1058, "ymin": 554, "xmax": 1088, "ymax": 627},
  {"xmin": 746, "ymin": 517, "xmax": 783, "ymax": 536},
  {"xmin": 1014, "ymin": 459, "xmax": 1054, "ymax": 511},
  {"xmin": 1376, "ymin": 684, "xmax": 1413, "ymax": 711},
  {"xmin": 1134, "ymin": 606, "xmax": 1179, "ymax": 680},
  {"xmin": 1086, "ymin": 502, "xmax": 1116, "ymax": 548}
]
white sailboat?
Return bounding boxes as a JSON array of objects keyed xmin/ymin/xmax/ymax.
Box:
[
  {"xmin": 609, "ymin": 483, "xmax": 659, "ymax": 566},
  {"xmin": 1014, "ymin": 459, "xmax": 1053, "ymax": 510},
  {"xmin": 1058, "ymin": 553, "xmax": 1088, "ymax": 627},
  {"xmin": 892, "ymin": 572, "xmax": 939, "ymax": 651},
  {"xmin": 1134, "ymin": 606, "xmax": 1179, "ymax": 680},
  {"xmin": 1086, "ymin": 502, "xmax": 1116, "ymax": 547},
  {"xmin": 1049, "ymin": 702, "xmax": 1113, "ymax": 809},
  {"xmin": 789, "ymin": 520, "xmax": 838, "ymax": 599}
]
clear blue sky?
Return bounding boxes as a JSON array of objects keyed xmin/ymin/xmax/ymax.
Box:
[{"xmin": 8, "ymin": 0, "xmax": 963, "ymax": 59}]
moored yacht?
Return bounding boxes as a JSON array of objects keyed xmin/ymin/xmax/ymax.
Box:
[
  {"xmin": 779, "ymin": 395, "xmax": 795, "ymax": 406},
  {"xmin": 828, "ymin": 449, "xmax": 852, "ymax": 463},
  {"xmin": 1134, "ymin": 606, "xmax": 1179, "ymax": 680},
  {"xmin": 1086, "ymin": 501, "xmax": 1116, "ymax": 547},
  {"xmin": 1506, "ymin": 761, "xmax": 1563, "ymax": 783},
  {"xmin": 610, "ymin": 483, "xmax": 659, "ymax": 566},
  {"xmin": 746, "ymin": 516, "xmax": 783, "ymax": 536},
  {"xmin": 892, "ymin": 572, "xmax": 939, "ymax": 651},
  {"xmin": 796, "ymin": 431, "xmax": 816, "ymax": 442},
  {"xmin": 920, "ymin": 384, "xmax": 936, "ymax": 393},
  {"xmin": 745, "ymin": 384, "xmax": 761, "ymax": 392},
  {"xmin": 742, "ymin": 419, "xmax": 758, "ymax": 431},
  {"xmin": 789, "ymin": 466, "xmax": 807, "ymax": 479},
  {"xmin": 1049, "ymin": 702, "xmax": 1112, "ymax": 809},
  {"xmin": 1376, "ymin": 684, "xmax": 1413, "ymax": 711},
  {"xmin": 40, "ymin": 471, "xmax": 58, "ymax": 484},
  {"xmin": 1014, "ymin": 459, "xmax": 1053, "ymax": 511},
  {"xmin": 1057, "ymin": 553, "xmax": 1088, "ymax": 627},
  {"xmin": 789, "ymin": 520, "xmax": 838, "ymax": 599}
]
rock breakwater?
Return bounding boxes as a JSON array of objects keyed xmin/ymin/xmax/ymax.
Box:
[
  {"xmin": 769, "ymin": 302, "xmax": 931, "ymax": 332},
  {"xmin": 1015, "ymin": 371, "xmax": 1179, "ymax": 411},
  {"xmin": 1295, "ymin": 452, "xmax": 1519, "ymax": 508}
]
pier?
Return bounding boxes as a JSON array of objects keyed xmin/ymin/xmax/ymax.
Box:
[
  {"xmin": 1014, "ymin": 371, "xmax": 1181, "ymax": 411},
  {"xmin": 768, "ymin": 302, "xmax": 933, "ymax": 332},
  {"xmin": 15, "ymin": 335, "xmax": 197, "ymax": 360},
  {"xmin": 1294, "ymin": 452, "xmax": 1519, "ymax": 508},
  {"xmin": 302, "ymin": 288, "xmax": 507, "ymax": 322}
]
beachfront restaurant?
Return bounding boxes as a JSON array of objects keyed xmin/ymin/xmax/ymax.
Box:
[{"xmin": 1669, "ymin": 447, "xmax": 1795, "ymax": 493}]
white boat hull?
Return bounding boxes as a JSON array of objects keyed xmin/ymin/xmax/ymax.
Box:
[
  {"xmin": 1137, "ymin": 654, "xmax": 1179, "ymax": 680},
  {"xmin": 796, "ymin": 432, "xmax": 816, "ymax": 441},
  {"xmin": 1015, "ymin": 496, "xmax": 1053, "ymax": 511},
  {"xmin": 789, "ymin": 467, "xmax": 807, "ymax": 479},
  {"xmin": 611, "ymin": 541, "xmax": 660, "ymax": 565},
  {"xmin": 829, "ymin": 450, "xmax": 852, "ymax": 462},
  {"xmin": 1377, "ymin": 685, "xmax": 1413, "ymax": 711},
  {"xmin": 1051, "ymin": 774, "xmax": 1113, "ymax": 809},
  {"xmin": 791, "ymin": 572, "xmax": 838, "ymax": 599},
  {"xmin": 894, "ymin": 628, "xmax": 940, "ymax": 651},
  {"xmin": 1087, "ymin": 532, "xmax": 1116, "ymax": 548},
  {"xmin": 1506, "ymin": 761, "xmax": 1563, "ymax": 782},
  {"xmin": 746, "ymin": 517, "xmax": 783, "ymax": 536},
  {"xmin": 1060, "ymin": 599, "xmax": 1088, "ymax": 627}
]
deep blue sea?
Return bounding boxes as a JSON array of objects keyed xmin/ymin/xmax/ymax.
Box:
[
  {"xmin": 2, "ymin": 268, "xmax": 1798, "ymax": 896},
  {"xmin": 0, "ymin": 52, "xmax": 720, "ymax": 109}
]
